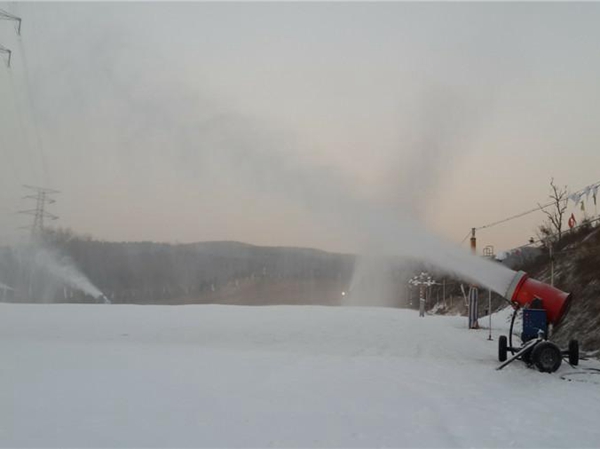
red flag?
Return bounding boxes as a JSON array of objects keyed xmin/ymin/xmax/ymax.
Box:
[{"xmin": 568, "ymin": 213, "xmax": 576, "ymax": 229}]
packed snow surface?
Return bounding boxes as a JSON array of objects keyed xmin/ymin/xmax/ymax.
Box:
[{"xmin": 1, "ymin": 304, "xmax": 599, "ymax": 448}]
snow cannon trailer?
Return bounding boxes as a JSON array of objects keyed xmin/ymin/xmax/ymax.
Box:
[{"xmin": 496, "ymin": 271, "xmax": 578, "ymax": 373}]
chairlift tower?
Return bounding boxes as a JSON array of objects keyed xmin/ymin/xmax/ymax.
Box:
[{"xmin": 408, "ymin": 272, "xmax": 436, "ymax": 318}]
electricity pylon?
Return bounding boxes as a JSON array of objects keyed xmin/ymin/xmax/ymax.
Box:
[
  {"xmin": 19, "ymin": 185, "xmax": 59, "ymax": 239},
  {"xmin": 0, "ymin": 8, "xmax": 21, "ymax": 67}
]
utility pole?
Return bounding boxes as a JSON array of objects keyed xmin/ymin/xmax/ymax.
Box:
[
  {"xmin": 0, "ymin": 8, "xmax": 21, "ymax": 67},
  {"xmin": 468, "ymin": 228, "xmax": 479, "ymax": 329},
  {"xmin": 19, "ymin": 185, "xmax": 59, "ymax": 240},
  {"xmin": 487, "ymin": 289, "xmax": 493, "ymax": 341},
  {"xmin": 470, "ymin": 228, "xmax": 476, "ymax": 253}
]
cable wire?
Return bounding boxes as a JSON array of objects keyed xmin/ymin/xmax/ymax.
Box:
[{"xmin": 476, "ymin": 180, "xmax": 600, "ymax": 232}]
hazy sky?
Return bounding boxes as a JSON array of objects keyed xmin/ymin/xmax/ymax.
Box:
[{"xmin": 1, "ymin": 2, "xmax": 600, "ymax": 253}]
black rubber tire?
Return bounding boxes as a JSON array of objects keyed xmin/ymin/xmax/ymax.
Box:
[
  {"xmin": 499, "ymin": 335, "xmax": 508, "ymax": 362},
  {"xmin": 569, "ymin": 339, "xmax": 579, "ymax": 366},
  {"xmin": 521, "ymin": 346, "xmax": 533, "ymax": 365},
  {"xmin": 531, "ymin": 341, "xmax": 562, "ymax": 373}
]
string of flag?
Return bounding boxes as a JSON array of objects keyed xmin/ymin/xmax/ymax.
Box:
[
  {"xmin": 566, "ymin": 182, "xmax": 600, "ymax": 229},
  {"xmin": 475, "ymin": 179, "xmax": 600, "ymax": 233},
  {"xmin": 463, "ymin": 179, "xmax": 600, "ymax": 251}
]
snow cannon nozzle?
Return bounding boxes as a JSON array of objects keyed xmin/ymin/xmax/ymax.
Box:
[
  {"xmin": 504, "ymin": 271, "xmax": 572, "ymax": 325},
  {"xmin": 99, "ymin": 294, "xmax": 111, "ymax": 304}
]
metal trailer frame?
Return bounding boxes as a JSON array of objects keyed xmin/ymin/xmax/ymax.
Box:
[{"xmin": 496, "ymin": 307, "xmax": 579, "ymax": 373}]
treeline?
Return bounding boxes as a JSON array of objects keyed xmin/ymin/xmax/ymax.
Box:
[
  {"xmin": 1, "ymin": 228, "xmax": 496, "ymax": 308},
  {"xmin": 0, "ymin": 228, "xmax": 357, "ymax": 304}
]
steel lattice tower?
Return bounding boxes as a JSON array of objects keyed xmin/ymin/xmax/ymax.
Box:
[
  {"xmin": 19, "ymin": 185, "xmax": 59, "ymax": 238},
  {"xmin": 0, "ymin": 8, "xmax": 21, "ymax": 67}
]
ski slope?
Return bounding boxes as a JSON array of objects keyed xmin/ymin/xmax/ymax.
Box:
[{"xmin": 1, "ymin": 303, "xmax": 599, "ymax": 448}]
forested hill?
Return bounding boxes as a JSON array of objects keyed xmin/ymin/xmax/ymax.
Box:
[
  {"xmin": 531, "ymin": 224, "xmax": 600, "ymax": 352},
  {"xmin": 0, "ymin": 231, "xmax": 356, "ymax": 305}
]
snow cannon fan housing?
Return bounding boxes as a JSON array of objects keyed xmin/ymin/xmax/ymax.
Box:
[{"xmin": 504, "ymin": 271, "xmax": 572, "ymax": 325}]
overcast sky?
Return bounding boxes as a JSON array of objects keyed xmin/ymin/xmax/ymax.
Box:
[{"xmin": 1, "ymin": 2, "xmax": 600, "ymax": 253}]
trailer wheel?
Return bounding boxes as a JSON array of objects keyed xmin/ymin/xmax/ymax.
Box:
[
  {"xmin": 531, "ymin": 341, "xmax": 562, "ymax": 373},
  {"xmin": 521, "ymin": 346, "xmax": 533, "ymax": 365},
  {"xmin": 499, "ymin": 335, "xmax": 508, "ymax": 362},
  {"xmin": 568, "ymin": 339, "xmax": 579, "ymax": 366}
]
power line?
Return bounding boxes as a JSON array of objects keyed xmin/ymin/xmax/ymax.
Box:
[
  {"xmin": 2, "ymin": 10, "xmax": 49, "ymax": 185},
  {"xmin": 460, "ymin": 230, "xmax": 471, "ymax": 245},
  {"xmin": 16, "ymin": 33, "xmax": 50, "ymax": 185},
  {"xmin": 476, "ymin": 179, "xmax": 600, "ymax": 232}
]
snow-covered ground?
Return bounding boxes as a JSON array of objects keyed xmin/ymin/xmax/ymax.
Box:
[{"xmin": 1, "ymin": 303, "xmax": 599, "ymax": 448}]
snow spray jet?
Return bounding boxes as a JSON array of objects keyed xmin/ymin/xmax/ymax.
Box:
[
  {"xmin": 345, "ymin": 255, "xmax": 402, "ymax": 307},
  {"xmin": 190, "ymin": 105, "xmax": 519, "ymax": 299},
  {"xmin": 345, "ymin": 89, "xmax": 483, "ymax": 306},
  {"xmin": 0, "ymin": 281, "xmax": 15, "ymax": 301},
  {"xmin": 77, "ymin": 71, "xmax": 514, "ymax": 297},
  {"xmin": 32, "ymin": 246, "xmax": 108, "ymax": 302}
]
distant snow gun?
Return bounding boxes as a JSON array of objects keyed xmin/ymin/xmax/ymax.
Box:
[
  {"xmin": 496, "ymin": 271, "xmax": 578, "ymax": 373},
  {"xmin": 99, "ymin": 294, "xmax": 111, "ymax": 304}
]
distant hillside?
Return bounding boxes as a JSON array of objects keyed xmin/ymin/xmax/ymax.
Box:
[
  {"xmin": 9, "ymin": 225, "xmax": 598, "ymax": 353},
  {"xmin": 0, "ymin": 231, "xmax": 357, "ymax": 305}
]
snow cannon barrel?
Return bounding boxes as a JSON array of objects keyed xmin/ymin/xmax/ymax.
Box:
[{"xmin": 504, "ymin": 271, "xmax": 572, "ymax": 325}]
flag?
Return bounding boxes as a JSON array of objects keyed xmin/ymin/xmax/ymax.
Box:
[{"xmin": 570, "ymin": 192, "xmax": 582, "ymax": 206}]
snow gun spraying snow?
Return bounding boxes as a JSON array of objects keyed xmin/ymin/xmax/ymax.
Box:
[{"xmin": 497, "ymin": 271, "xmax": 578, "ymax": 373}]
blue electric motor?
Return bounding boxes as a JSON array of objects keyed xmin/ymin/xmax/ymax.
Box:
[{"xmin": 521, "ymin": 308, "xmax": 548, "ymax": 343}]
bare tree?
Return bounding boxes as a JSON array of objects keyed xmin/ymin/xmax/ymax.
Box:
[{"xmin": 538, "ymin": 178, "xmax": 568, "ymax": 245}]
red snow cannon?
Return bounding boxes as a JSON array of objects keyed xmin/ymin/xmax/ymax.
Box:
[
  {"xmin": 504, "ymin": 271, "xmax": 572, "ymax": 325},
  {"xmin": 497, "ymin": 271, "xmax": 578, "ymax": 373}
]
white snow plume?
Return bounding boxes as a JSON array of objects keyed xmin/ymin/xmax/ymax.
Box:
[
  {"xmin": 344, "ymin": 255, "xmax": 402, "ymax": 307},
  {"xmin": 33, "ymin": 246, "xmax": 103, "ymax": 300},
  {"xmin": 189, "ymin": 94, "xmax": 517, "ymax": 299},
  {"xmin": 0, "ymin": 281, "xmax": 14, "ymax": 291},
  {"xmin": 345, "ymin": 90, "xmax": 486, "ymax": 305},
  {"xmin": 358, "ymin": 209, "xmax": 517, "ymax": 296},
  {"xmin": 217, "ymin": 124, "xmax": 517, "ymax": 296}
]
